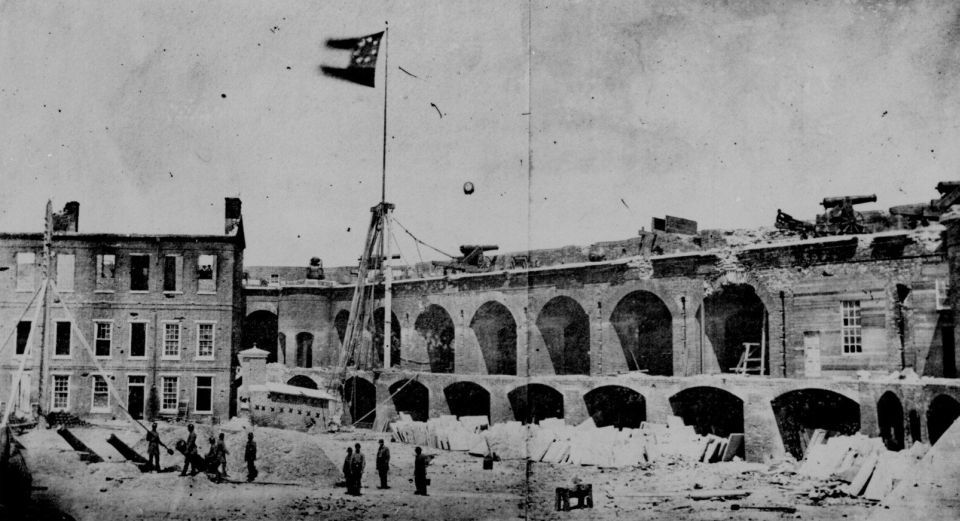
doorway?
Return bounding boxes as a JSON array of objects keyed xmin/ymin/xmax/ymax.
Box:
[{"xmin": 128, "ymin": 375, "xmax": 146, "ymax": 420}]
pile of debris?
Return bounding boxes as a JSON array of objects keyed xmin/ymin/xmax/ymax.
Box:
[
  {"xmin": 390, "ymin": 415, "xmax": 744, "ymax": 467},
  {"xmin": 797, "ymin": 430, "xmax": 929, "ymax": 501}
]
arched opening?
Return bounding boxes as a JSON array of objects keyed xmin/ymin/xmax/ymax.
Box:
[
  {"xmin": 389, "ymin": 379, "xmax": 429, "ymax": 422},
  {"xmin": 286, "ymin": 375, "xmax": 318, "ymax": 390},
  {"xmin": 877, "ymin": 391, "xmax": 905, "ymax": 451},
  {"xmin": 343, "ymin": 377, "xmax": 376, "ymax": 428},
  {"xmin": 414, "ymin": 305, "xmax": 455, "ymax": 373},
  {"xmin": 243, "ymin": 311, "xmax": 279, "ymax": 363},
  {"xmin": 508, "ymin": 384, "xmax": 564, "ymax": 425},
  {"xmin": 927, "ymin": 394, "xmax": 960, "ymax": 445},
  {"xmin": 584, "ymin": 386, "xmax": 646, "ymax": 429},
  {"xmin": 369, "ymin": 308, "xmax": 401, "ymax": 368},
  {"xmin": 295, "ymin": 332, "xmax": 313, "ymax": 368},
  {"xmin": 703, "ymin": 284, "xmax": 768, "ymax": 374},
  {"xmin": 536, "ymin": 296, "xmax": 590, "ymax": 375},
  {"xmin": 277, "ymin": 332, "xmax": 286, "ymax": 365},
  {"xmin": 470, "ymin": 301, "xmax": 517, "ymax": 375},
  {"xmin": 611, "ymin": 291, "xmax": 673, "ymax": 375},
  {"xmin": 443, "ymin": 382, "xmax": 490, "ymax": 420},
  {"xmin": 771, "ymin": 389, "xmax": 860, "ymax": 459},
  {"xmin": 334, "ymin": 310, "xmax": 350, "ymax": 345},
  {"xmin": 670, "ymin": 387, "xmax": 744, "ymax": 458}
]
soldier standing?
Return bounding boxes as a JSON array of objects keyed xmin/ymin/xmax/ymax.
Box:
[
  {"xmin": 216, "ymin": 433, "xmax": 229, "ymax": 479},
  {"xmin": 146, "ymin": 423, "xmax": 161, "ymax": 472},
  {"xmin": 244, "ymin": 432, "xmax": 258, "ymax": 482},
  {"xmin": 376, "ymin": 439, "xmax": 390, "ymax": 489},
  {"xmin": 350, "ymin": 443, "xmax": 365, "ymax": 496},
  {"xmin": 414, "ymin": 446, "xmax": 429, "ymax": 496},
  {"xmin": 180, "ymin": 424, "xmax": 197, "ymax": 476}
]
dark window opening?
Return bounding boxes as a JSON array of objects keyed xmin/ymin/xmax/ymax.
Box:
[
  {"xmin": 55, "ymin": 322, "xmax": 71, "ymax": 356},
  {"xmin": 15, "ymin": 321, "xmax": 30, "ymax": 355},
  {"xmin": 130, "ymin": 255, "xmax": 150, "ymax": 291},
  {"xmin": 130, "ymin": 323, "xmax": 146, "ymax": 357}
]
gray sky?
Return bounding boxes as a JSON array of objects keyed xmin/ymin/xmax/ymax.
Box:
[{"xmin": 2, "ymin": 0, "xmax": 959, "ymax": 266}]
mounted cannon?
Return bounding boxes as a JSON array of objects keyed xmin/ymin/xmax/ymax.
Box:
[
  {"xmin": 775, "ymin": 209, "xmax": 816, "ymax": 239},
  {"xmin": 432, "ymin": 245, "xmax": 499, "ymax": 274},
  {"xmin": 816, "ymin": 194, "xmax": 877, "ymax": 235}
]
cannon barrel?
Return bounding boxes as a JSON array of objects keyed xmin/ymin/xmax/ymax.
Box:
[
  {"xmin": 459, "ymin": 244, "xmax": 499, "ymax": 254},
  {"xmin": 821, "ymin": 194, "xmax": 877, "ymax": 208}
]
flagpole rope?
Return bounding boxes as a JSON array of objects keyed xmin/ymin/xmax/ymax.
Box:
[{"xmin": 391, "ymin": 217, "xmax": 455, "ymax": 259}]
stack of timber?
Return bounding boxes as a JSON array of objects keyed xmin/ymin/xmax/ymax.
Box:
[
  {"xmin": 390, "ymin": 415, "xmax": 745, "ymax": 467},
  {"xmin": 797, "ymin": 430, "xmax": 930, "ymax": 501}
]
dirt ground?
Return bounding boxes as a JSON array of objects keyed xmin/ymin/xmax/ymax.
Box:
[{"xmin": 10, "ymin": 420, "xmax": 883, "ymax": 521}]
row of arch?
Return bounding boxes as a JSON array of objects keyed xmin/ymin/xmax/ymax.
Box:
[
  {"xmin": 294, "ymin": 376, "xmax": 960, "ymax": 459},
  {"xmin": 248, "ymin": 283, "xmax": 769, "ymax": 377}
]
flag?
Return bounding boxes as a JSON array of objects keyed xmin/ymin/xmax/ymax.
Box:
[{"xmin": 321, "ymin": 32, "xmax": 385, "ymax": 88}]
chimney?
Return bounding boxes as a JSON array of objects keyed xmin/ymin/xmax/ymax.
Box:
[
  {"xmin": 224, "ymin": 197, "xmax": 242, "ymax": 235},
  {"xmin": 53, "ymin": 201, "xmax": 80, "ymax": 232}
]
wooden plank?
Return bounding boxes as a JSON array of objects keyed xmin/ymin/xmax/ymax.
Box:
[{"xmin": 722, "ymin": 434, "xmax": 744, "ymax": 461}]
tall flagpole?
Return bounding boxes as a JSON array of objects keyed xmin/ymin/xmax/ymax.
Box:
[
  {"xmin": 380, "ymin": 22, "xmax": 394, "ymax": 369},
  {"xmin": 381, "ymin": 23, "xmax": 389, "ymax": 205}
]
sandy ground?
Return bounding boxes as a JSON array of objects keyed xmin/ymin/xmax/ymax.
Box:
[{"xmin": 10, "ymin": 420, "xmax": 883, "ymax": 521}]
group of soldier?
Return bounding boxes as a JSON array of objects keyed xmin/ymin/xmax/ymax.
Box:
[
  {"xmin": 144, "ymin": 422, "xmax": 430, "ymax": 493},
  {"xmin": 343, "ymin": 440, "xmax": 431, "ymax": 496},
  {"xmin": 145, "ymin": 423, "xmax": 258, "ymax": 483}
]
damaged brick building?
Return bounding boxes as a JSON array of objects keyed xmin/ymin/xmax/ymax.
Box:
[
  {"xmin": 0, "ymin": 199, "xmax": 246, "ymax": 422},
  {"xmin": 243, "ymin": 186, "xmax": 960, "ymax": 461}
]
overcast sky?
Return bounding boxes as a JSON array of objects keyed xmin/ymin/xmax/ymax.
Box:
[{"xmin": 2, "ymin": 0, "xmax": 960, "ymax": 266}]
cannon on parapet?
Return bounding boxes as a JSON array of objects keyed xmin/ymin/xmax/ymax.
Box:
[
  {"xmin": 775, "ymin": 209, "xmax": 816, "ymax": 238},
  {"xmin": 820, "ymin": 194, "xmax": 877, "ymax": 209},
  {"xmin": 433, "ymin": 245, "xmax": 499, "ymax": 274},
  {"xmin": 816, "ymin": 194, "xmax": 877, "ymax": 236}
]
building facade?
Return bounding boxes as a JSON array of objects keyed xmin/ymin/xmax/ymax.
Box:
[{"xmin": 0, "ymin": 199, "xmax": 245, "ymax": 422}]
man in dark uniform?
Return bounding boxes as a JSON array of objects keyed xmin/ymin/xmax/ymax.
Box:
[
  {"xmin": 350, "ymin": 443, "xmax": 365, "ymax": 496},
  {"xmin": 414, "ymin": 446, "xmax": 429, "ymax": 496},
  {"xmin": 146, "ymin": 423, "xmax": 161, "ymax": 472},
  {"xmin": 343, "ymin": 447, "xmax": 353, "ymax": 493},
  {"xmin": 216, "ymin": 432, "xmax": 229, "ymax": 479},
  {"xmin": 204, "ymin": 436, "xmax": 218, "ymax": 473},
  {"xmin": 244, "ymin": 432, "xmax": 258, "ymax": 482},
  {"xmin": 180, "ymin": 424, "xmax": 197, "ymax": 476},
  {"xmin": 376, "ymin": 439, "xmax": 390, "ymax": 489}
]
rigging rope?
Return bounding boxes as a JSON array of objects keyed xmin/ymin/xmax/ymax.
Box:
[{"xmin": 392, "ymin": 217, "xmax": 455, "ymax": 259}]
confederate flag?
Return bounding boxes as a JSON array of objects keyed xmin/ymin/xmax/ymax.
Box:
[{"xmin": 321, "ymin": 32, "xmax": 385, "ymax": 88}]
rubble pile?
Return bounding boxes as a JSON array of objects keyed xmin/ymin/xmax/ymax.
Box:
[
  {"xmin": 390, "ymin": 415, "xmax": 745, "ymax": 468},
  {"xmin": 797, "ymin": 430, "xmax": 930, "ymax": 501}
]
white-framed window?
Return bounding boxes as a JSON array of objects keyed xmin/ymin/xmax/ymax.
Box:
[
  {"xmin": 16, "ymin": 252, "xmax": 35, "ymax": 292},
  {"xmin": 91, "ymin": 375, "xmax": 110, "ymax": 412},
  {"xmin": 196, "ymin": 322, "xmax": 215, "ymax": 359},
  {"xmin": 194, "ymin": 375, "xmax": 213, "ymax": 414},
  {"xmin": 197, "ymin": 254, "xmax": 217, "ymax": 293},
  {"xmin": 162, "ymin": 322, "xmax": 181, "ymax": 360},
  {"xmin": 163, "ymin": 255, "xmax": 183, "ymax": 293},
  {"xmin": 56, "ymin": 254, "xmax": 75, "ymax": 292},
  {"xmin": 936, "ymin": 279, "xmax": 950, "ymax": 311},
  {"xmin": 129, "ymin": 322, "xmax": 148, "ymax": 359},
  {"xmin": 129, "ymin": 254, "xmax": 150, "ymax": 292},
  {"xmin": 160, "ymin": 376, "xmax": 179, "ymax": 413},
  {"xmin": 51, "ymin": 374, "xmax": 70, "ymax": 411},
  {"xmin": 96, "ymin": 253, "xmax": 116, "ymax": 292},
  {"xmin": 54, "ymin": 321, "xmax": 72, "ymax": 358},
  {"xmin": 94, "ymin": 321, "xmax": 112, "ymax": 358},
  {"xmin": 841, "ymin": 300, "xmax": 862, "ymax": 354}
]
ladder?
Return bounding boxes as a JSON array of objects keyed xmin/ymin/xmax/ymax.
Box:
[{"xmin": 733, "ymin": 342, "xmax": 765, "ymax": 375}]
